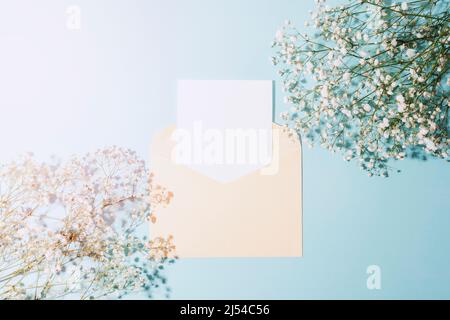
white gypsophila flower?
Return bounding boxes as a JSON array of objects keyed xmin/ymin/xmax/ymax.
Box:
[
  {"xmin": 0, "ymin": 147, "xmax": 176, "ymax": 300},
  {"xmin": 363, "ymin": 104, "xmax": 372, "ymax": 113},
  {"xmin": 343, "ymin": 72, "xmax": 351, "ymax": 81},
  {"xmin": 406, "ymin": 48, "xmax": 416, "ymax": 58},
  {"xmin": 272, "ymin": 0, "xmax": 449, "ymax": 176}
]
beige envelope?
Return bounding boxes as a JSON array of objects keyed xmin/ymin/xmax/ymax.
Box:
[{"xmin": 149, "ymin": 123, "xmax": 302, "ymax": 258}]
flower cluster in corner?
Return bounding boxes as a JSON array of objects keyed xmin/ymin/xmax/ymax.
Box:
[
  {"xmin": 272, "ymin": 0, "xmax": 449, "ymax": 176},
  {"xmin": 0, "ymin": 146, "xmax": 175, "ymax": 300}
]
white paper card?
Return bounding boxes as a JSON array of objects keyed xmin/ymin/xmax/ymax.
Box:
[{"xmin": 174, "ymin": 80, "xmax": 273, "ymax": 182}]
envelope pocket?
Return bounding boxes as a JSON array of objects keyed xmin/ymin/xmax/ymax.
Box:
[{"xmin": 149, "ymin": 123, "xmax": 302, "ymax": 258}]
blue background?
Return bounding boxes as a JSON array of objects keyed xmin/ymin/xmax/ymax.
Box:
[{"xmin": 0, "ymin": 0, "xmax": 449, "ymax": 299}]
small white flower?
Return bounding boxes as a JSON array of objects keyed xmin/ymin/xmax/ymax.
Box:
[
  {"xmin": 275, "ymin": 30, "xmax": 284, "ymax": 42},
  {"xmin": 424, "ymin": 138, "xmax": 437, "ymax": 152},
  {"xmin": 405, "ymin": 49, "xmax": 416, "ymax": 58},
  {"xmin": 343, "ymin": 72, "xmax": 351, "ymax": 82},
  {"xmin": 363, "ymin": 104, "xmax": 372, "ymax": 113},
  {"xmin": 341, "ymin": 109, "xmax": 352, "ymax": 118},
  {"xmin": 379, "ymin": 117, "xmax": 390, "ymax": 129}
]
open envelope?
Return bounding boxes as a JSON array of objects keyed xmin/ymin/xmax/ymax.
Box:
[{"xmin": 149, "ymin": 123, "xmax": 302, "ymax": 258}]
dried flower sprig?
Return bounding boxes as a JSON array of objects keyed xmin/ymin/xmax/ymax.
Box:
[
  {"xmin": 272, "ymin": 0, "xmax": 449, "ymax": 176},
  {"xmin": 0, "ymin": 146, "xmax": 176, "ymax": 300}
]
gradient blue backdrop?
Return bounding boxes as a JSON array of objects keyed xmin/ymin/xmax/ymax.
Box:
[{"xmin": 0, "ymin": 0, "xmax": 449, "ymax": 299}]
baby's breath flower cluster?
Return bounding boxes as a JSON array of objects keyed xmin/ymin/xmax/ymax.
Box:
[
  {"xmin": 0, "ymin": 146, "xmax": 175, "ymax": 300},
  {"xmin": 272, "ymin": 0, "xmax": 449, "ymax": 176}
]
